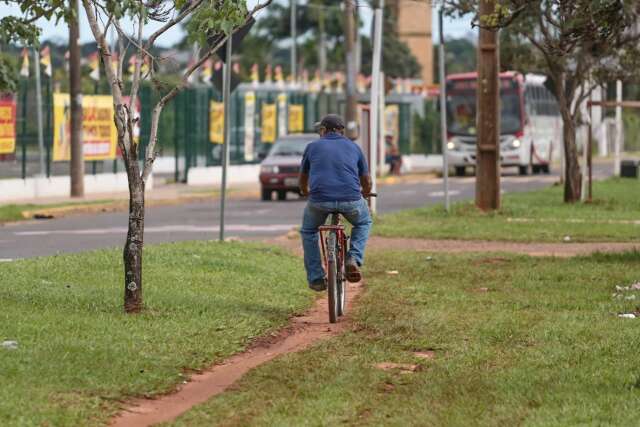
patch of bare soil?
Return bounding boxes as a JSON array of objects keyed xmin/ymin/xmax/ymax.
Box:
[
  {"xmin": 367, "ymin": 236, "xmax": 640, "ymax": 257},
  {"xmin": 110, "ymin": 282, "xmax": 362, "ymax": 427}
]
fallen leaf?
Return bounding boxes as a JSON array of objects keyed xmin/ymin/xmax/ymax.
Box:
[
  {"xmin": 375, "ymin": 362, "xmax": 419, "ymax": 372},
  {"xmin": 414, "ymin": 351, "xmax": 435, "ymax": 360},
  {"xmin": 382, "ymin": 382, "xmax": 395, "ymax": 393}
]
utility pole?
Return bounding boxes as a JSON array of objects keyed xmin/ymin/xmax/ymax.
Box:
[
  {"xmin": 69, "ymin": 0, "xmax": 84, "ymax": 197},
  {"xmin": 344, "ymin": 0, "xmax": 358, "ymax": 140},
  {"xmin": 475, "ymin": 0, "xmax": 500, "ymax": 211},
  {"xmin": 290, "ymin": 0, "xmax": 297, "ymax": 82},
  {"xmin": 438, "ymin": 7, "xmax": 449, "ymax": 212}
]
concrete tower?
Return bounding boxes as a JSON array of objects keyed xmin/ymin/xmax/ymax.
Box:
[{"xmin": 390, "ymin": 0, "xmax": 433, "ymax": 85}]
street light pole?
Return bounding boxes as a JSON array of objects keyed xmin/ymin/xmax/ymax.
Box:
[
  {"xmin": 369, "ymin": 1, "xmax": 384, "ymax": 215},
  {"xmin": 290, "ymin": 0, "xmax": 297, "ymax": 82},
  {"xmin": 614, "ymin": 79, "xmax": 622, "ymax": 176},
  {"xmin": 345, "ymin": 0, "xmax": 358, "ymax": 140},
  {"xmin": 438, "ymin": 7, "xmax": 449, "ymax": 212},
  {"xmin": 219, "ymin": 37, "xmax": 232, "ymax": 242},
  {"xmin": 318, "ymin": 7, "xmax": 327, "ymax": 79},
  {"xmin": 34, "ymin": 48, "xmax": 46, "ymax": 178}
]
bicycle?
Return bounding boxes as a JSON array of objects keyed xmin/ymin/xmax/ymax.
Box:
[{"xmin": 318, "ymin": 194, "xmax": 376, "ymax": 323}]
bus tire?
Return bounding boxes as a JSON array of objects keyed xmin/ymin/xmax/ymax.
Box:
[
  {"xmin": 541, "ymin": 164, "xmax": 551, "ymax": 174},
  {"xmin": 518, "ymin": 165, "xmax": 529, "ymax": 176},
  {"xmin": 455, "ymin": 166, "xmax": 466, "ymax": 177}
]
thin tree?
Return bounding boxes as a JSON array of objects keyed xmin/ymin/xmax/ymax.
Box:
[
  {"xmin": 1, "ymin": 0, "xmax": 272, "ymax": 313},
  {"xmin": 82, "ymin": 0, "xmax": 271, "ymax": 312},
  {"xmin": 447, "ymin": 0, "xmax": 640, "ymax": 202}
]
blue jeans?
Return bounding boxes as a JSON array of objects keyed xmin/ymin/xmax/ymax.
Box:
[{"xmin": 300, "ymin": 198, "xmax": 372, "ymax": 284}]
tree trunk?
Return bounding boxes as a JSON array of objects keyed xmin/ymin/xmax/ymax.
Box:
[
  {"xmin": 69, "ymin": 0, "xmax": 84, "ymax": 197},
  {"xmin": 475, "ymin": 0, "xmax": 501, "ymax": 211},
  {"xmin": 123, "ymin": 175, "xmax": 145, "ymax": 313},
  {"xmin": 554, "ymin": 71, "xmax": 582, "ymax": 203},
  {"xmin": 562, "ymin": 119, "xmax": 581, "ymax": 202}
]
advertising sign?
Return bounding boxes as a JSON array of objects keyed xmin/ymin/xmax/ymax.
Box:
[
  {"xmin": 261, "ymin": 103, "xmax": 277, "ymax": 143},
  {"xmin": 209, "ymin": 101, "xmax": 224, "ymax": 144},
  {"xmin": 244, "ymin": 91, "xmax": 256, "ymax": 161},
  {"xmin": 53, "ymin": 94, "xmax": 117, "ymax": 161},
  {"xmin": 288, "ymin": 104, "xmax": 304, "ymax": 133},
  {"xmin": 0, "ymin": 97, "xmax": 16, "ymax": 154}
]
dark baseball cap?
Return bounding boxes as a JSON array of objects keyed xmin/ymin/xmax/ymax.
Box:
[{"xmin": 319, "ymin": 114, "xmax": 345, "ymax": 131}]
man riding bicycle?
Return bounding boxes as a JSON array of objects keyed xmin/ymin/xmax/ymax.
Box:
[{"xmin": 299, "ymin": 114, "xmax": 373, "ymax": 291}]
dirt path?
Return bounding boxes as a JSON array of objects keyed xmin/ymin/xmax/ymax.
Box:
[
  {"xmin": 111, "ymin": 280, "xmax": 363, "ymax": 427},
  {"xmin": 366, "ymin": 236, "xmax": 640, "ymax": 257},
  {"xmin": 269, "ymin": 234, "xmax": 640, "ymax": 258}
]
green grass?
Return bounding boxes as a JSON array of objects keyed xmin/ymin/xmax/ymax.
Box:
[
  {"xmin": 0, "ymin": 199, "xmax": 114, "ymax": 223},
  {"xmin": 168, "ymin": 249, "xmax": 640, "ymax": 426},
  {"xmin": 375, "ymin": 178, "xmax": 640, "ymax": 242},
  {"xmin": 0, "ymin": 242, "xmax": 312, "ymax": 427}
]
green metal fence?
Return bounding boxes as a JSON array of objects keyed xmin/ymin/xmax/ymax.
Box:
[{"xmin": 3, "ymin": 81, "xmax": 423, "ymax": 181}]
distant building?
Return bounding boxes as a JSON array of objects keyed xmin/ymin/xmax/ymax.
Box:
[{"xmin": 389, "ymin": 0, "xmax": 433, "ymax": 85}]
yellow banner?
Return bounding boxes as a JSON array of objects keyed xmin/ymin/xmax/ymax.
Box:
[
  {"xmin": 0, "ymin": 98, "xmax": 16, "ymax": 154},
  {"xmin": 209, "ymin": 101, "xmax": 224, "ymax": 144},
  {"xmin": 288, "ymin": 104, "xmax": 304, "ymax": 133},
  {"xmin": 261, "ymin": 103, "xmax": 277, "ymax": 143},
  {"xmin": 53, "ymin": 94, "xmax": 117, "ymax": 161}
]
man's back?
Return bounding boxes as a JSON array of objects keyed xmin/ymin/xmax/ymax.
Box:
[{"xmin": 301, "ymin": 133, "xmax": 368, "ymax": 203}]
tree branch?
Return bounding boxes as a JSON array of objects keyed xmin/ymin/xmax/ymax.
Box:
[
  {"xmin": 129, "ymin": 12, "xmax": 145, "ymax": 113},
  {"xmin": 140, "ymin": 0, "xmax": 274, "ymax": 182},
  {"xmin": 146, "ymin": 0, "xmax": 205, "ymax": 48},
  {"xmin": 81, "ymin": 0, "xmax": 134, "ymax": 160}
]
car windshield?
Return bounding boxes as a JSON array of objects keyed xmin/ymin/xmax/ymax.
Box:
[
  {"xmin": 447, "ymin": 91, "xmax": 522, "ymax": 136},
  {"xmin": 271, "ymin": 139, "xmax": 311, "ymax": 156}
]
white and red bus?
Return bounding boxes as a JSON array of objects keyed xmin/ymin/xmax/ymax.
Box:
[{"xmin": 445, "ymin": 71, "xmax": 562, "ymax": 176}]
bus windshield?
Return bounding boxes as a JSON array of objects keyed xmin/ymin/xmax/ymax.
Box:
[{"xmin": 446, "ymin": 80, "xmax": 523, "ymax": 136}]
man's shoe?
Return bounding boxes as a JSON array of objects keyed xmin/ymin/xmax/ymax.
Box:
[
  {"xmin": 309, "ymin": 278, "xmax": 327, "ymax": 292},
  {"xmin": 346, "ymin": 259, "xmax": 362, "ymax": 283}
]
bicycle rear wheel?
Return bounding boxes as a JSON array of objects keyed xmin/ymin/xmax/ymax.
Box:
[
  {"xmin": 327, "ymin": 251, "xmax": 338, "ymax": 324},
  {"xmin": 336, "ymin": 239, "xmax": 346, "ymax": 317}
]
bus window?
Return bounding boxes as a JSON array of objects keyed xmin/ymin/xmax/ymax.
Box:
[{"xmin": 446, "ymin": 80, "xmax": 523, "ymax": 136}]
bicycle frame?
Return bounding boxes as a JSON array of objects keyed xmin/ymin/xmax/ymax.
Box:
[{"xmin": 318, "ymin": 213, "xmax": 347, "ymax": 281}]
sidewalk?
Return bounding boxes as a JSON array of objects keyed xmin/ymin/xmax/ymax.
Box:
[
  {"xmin": 0, "ymin": 180, "xmax": 260, "ymax": 223},
  {"xmin": 7, "ymin": 179, "xmax": 259, "ymax": 206}
]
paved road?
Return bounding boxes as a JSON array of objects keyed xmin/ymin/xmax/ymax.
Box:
[{"xmin": 0, "ymin": 166, "xmax": 610, "ymax": 260}]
